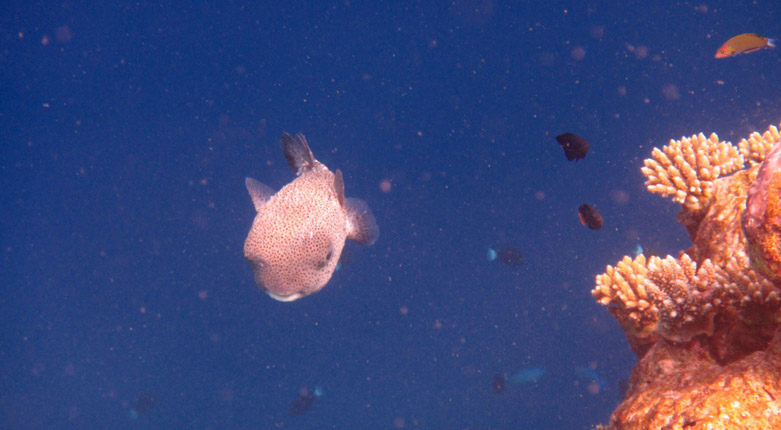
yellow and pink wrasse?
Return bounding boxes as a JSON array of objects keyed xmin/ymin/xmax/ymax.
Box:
[{"xmin": 715, "ymin": 33, "xmax": 775, "ymax": 58}]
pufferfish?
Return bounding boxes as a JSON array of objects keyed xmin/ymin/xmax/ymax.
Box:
[{"xmin": 244, "ymin": 133, "xmax": 379, "ymax": 302}]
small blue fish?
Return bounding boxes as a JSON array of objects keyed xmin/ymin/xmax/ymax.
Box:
[
  {"xmin": 576, "ymin": 367, "xmax": 607, "ymax": 389},
  {"xmin": 507, "ymin": 367, "xmax": 547, "ymax": 385},
  {"xmin": 487, "ymin": 246, "xmax": 525, "ymax": 267}
]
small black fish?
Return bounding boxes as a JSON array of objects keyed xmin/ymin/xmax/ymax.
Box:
[
  {"xmin": 578, "ymin": 204, "xmax": 603, "ymax": 230},
  {"xmin": 134, "ymin": 392, "xmax": 156, "ymax": 415},
  {"xmin": 496, "ymin": 247, "xmax": 525, "ymax": 267},
  {"xmin": 556, "ymin": 132, "xmax": 589, "ymax": 161},
  {"xmin": 128, "ymin": 391, "xmax": 156, "ymax": 419},
  {"xmin": 289, "ymin": 390, "xmax": 316, "ymax": 417},
  {"xmin": 492, "ymin": 374, "xmax": 506, "ymax": 394}
]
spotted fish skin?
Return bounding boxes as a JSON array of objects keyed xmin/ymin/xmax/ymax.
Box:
[{"xmin": 244, "ymin": 133, "xmax": 379, "ymax": 301}]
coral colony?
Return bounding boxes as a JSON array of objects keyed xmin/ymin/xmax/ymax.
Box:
[{"xmin": 593, "ymin": 124, "xmax": 781, "ymax": 429}]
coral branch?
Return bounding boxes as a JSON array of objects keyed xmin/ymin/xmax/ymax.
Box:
[{"xmin": 640, "ymin": 133, "xmax": 743, "ymax": 210}]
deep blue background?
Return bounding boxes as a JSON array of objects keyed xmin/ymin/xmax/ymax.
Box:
[{"xmin": 2, "ymin": 1, "xmax": 780, "ymax": 429}]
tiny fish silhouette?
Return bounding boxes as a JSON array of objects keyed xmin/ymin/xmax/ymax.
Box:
[
  {"xmin": 556, "ymin": 132, "xmax": 589, "ymax": 161},
  {"xmin": 244, "ymin": 133, "xmax": 379, "ymax": 301},
  {"xmin": 492, "ymin": 374, "xmax": 506, "ymax": 394},
  {"xmin": 578, "ymin": 204, "xmax": 603, "ymax": 230},
  {"xmin": 495, "ymin": 246, "xmax": 524, "ymax": 267},
  {"xmin": 289, "ymin": 390, "xmax": 316, "ymax": 416}
]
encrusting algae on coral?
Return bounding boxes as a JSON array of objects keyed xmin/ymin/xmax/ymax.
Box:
[{"xmin": 593, "ymin": 123, "xmax": 781, "ymax": 430}]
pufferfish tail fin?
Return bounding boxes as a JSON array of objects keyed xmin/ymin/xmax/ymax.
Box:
[
  {"xmin": 281, "ymin": 132, "xmax": 316, "ymax": 175},
  {"xmin": 345, "ymin": 198, "xmax": 380, "ymax": 245},
  {"xmin": 245, "ymin": 177, "xmax": 275, "ymax": 212}
]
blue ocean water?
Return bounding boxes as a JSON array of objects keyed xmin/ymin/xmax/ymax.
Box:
[{"xmin": 2, "ymin": 1, "xmax": 780, "ymax": 428}]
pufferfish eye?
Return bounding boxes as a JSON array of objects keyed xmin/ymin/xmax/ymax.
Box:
[{"xmin": 316, "ymin": 247, "xmax": 334, "ymax": 270}]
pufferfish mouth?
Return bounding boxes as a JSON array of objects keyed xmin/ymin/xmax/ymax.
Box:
[{"xmin": 266, "ymin": 290, "xmax": 304, "ymax": 302}]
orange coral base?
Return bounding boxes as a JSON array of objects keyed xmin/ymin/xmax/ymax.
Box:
[
  {"xmin": 753, "ymin": 172, "xmax": 781, "ymax": 279},
  {"xmin": 601, "ymin": 328, "xmax": 781, "ymax": 430}
]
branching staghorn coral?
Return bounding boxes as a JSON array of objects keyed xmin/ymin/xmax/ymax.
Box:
[
  {"xmin": 593, "ymin": 123, "xmax": 781, "ymax": 429},
  {"xmin": 641, "ymin": 132, "xmax": 743, "ymax": 211},
  {"xmin": 593, "ymin": 123, "xmax": 781, "ymax": 351}
]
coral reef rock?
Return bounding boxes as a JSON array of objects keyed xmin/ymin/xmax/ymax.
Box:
[{"xmin": 593, "ymin": 123, "xmax": 781, "ymax": 429}]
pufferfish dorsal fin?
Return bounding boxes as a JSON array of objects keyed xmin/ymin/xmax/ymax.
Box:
[
  {"xmin": 333, "ymin": 169, "xmax": 346, "ymax": 208},
  {"xmin": 281, "ymin": 132, "xmax": 315, "ymax": 175},
  {"xmin": 245, "ymin": 177, "xmax": 275, "ymax": 212}
]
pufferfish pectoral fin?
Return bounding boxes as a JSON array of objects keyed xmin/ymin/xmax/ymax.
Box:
[
  {"xmin": 345, "ymin": 197, "xmax": 380, "ymax": 245},
  {"xmin": 333, "ymin": 169, "xmax": 346, "ymax": 207},
  {"xmin": 281, "ymin": 132, "xmax": 315, "ymax": 175},
  {"xmin": 245, "ymin": 177, "xmax": 275, "ymax": 212}
]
